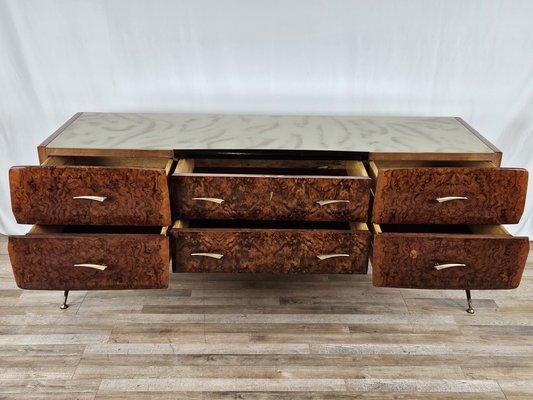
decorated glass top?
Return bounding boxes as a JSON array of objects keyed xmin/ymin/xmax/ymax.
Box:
[{"xmin": 48, "ymin": 113, "xmax": 494, "ymax": 154}]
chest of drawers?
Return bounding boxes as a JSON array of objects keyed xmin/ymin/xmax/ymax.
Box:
[{"xmin": 7, "ymin": 113, "xmax": 529, "ymax": 312}]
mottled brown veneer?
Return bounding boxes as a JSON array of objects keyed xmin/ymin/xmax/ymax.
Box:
[
  {"xmin": 171, "ymin": 223, "xmax": 371, "ymax": 274},
  {"xmin": 372, "ymin": 229, "xmax": 529, "ymax": 289},
  {"xmin": 172, "ymin": 174, "xmax": 370, "ymax": 222},
  {"xmin": 372, "ymin": 167, "xmax": 528, "ymax": 224},
  {"xmin": 10, "ymin": 165, "xmax": 171, "ymax": 226},
  {"xmin": 9, "ymin": 232, "xmax": 169, "ymax": 290}
]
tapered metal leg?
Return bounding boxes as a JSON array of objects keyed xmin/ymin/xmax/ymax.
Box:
[
  {"xmin": 60, "ymin": 290, "xmax": 69, "ymax": 310},
  {"xmin": 465, "ymin": 290, "xmax": 474, "ymax": 314}
]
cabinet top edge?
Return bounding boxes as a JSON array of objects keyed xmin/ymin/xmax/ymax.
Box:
[{"xmin": 42, "ymin": 112, "xmax": 496, "ymax": 156}]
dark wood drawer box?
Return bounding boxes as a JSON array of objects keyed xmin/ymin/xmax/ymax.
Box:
[
  {"xmin": 371, "ymin": 224, "xmax": 529, "ymax": 289},
  {"xmin": 171, "ymin": 220, "xmax": 371, "ymax": 273},
  {"xmin": 10, "ymin": 156, "xmax": 173, "ymax": 226},
  {"xmin": 171, "ymin": 159, "xmax": 371, "ymax": 221},
  {"xmin": 369, "ymin": 160, "xmax": 528, "ymax": 224},
  {"xmin": 8, "ymin": 226, "xmax": 169, "ymax": 290}
]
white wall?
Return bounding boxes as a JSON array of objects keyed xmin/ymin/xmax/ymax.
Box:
[{"xmin": 1, "ymin": 0, "xmax": 533, "ymax": 236}]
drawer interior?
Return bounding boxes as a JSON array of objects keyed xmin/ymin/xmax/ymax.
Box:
[
  {"xmin": 174, "ymin": 219, "xmax": 368, "ymax": 232},
  {"xmin": 27, "ymin": 225, "xmax": 168, "ymax": 236},
  {"xmin": 373, "ymin": 223, "xmax": 510, "ymax": 236},
  {"xmin": 42, "ymin": 156, "xmax": 173, "ymax": 173},
  {"xmin": 368, "ymin": 160, "xmax": 495, "ymax": 180},
  {"xmin": 175, "ymin": 159, "xmax": 368, "ymax": 177}
]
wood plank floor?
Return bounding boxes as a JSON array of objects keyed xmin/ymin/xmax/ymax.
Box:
[{"xmin": 1, "ymin": 234, "xmax": 532, "ymax": 399}]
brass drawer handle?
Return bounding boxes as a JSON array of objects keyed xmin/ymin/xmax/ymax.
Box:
[
  {"xmin": 192, "ymin": 197, "xmax": 225, "ymax": 204},
  {"xmin": 434, "ymin": 263, "xmax": 467, "ymax": 271},
  {"xmin": 74, "ymin": 263, "xmax": 108, "ymax": 271},
  {"xmin": 191, "ymin": 253, "xmax": 224, "ymax": 259},
  {"xmin": 73, "ymin": 196, "xmax": 107, "ymax": 202},
  {"xmin": 435, "ymin": 196, "xmax": 468, "ymax": 203},
  {"xmin": 317, "ymin": 254, "xmax": 350, "ymax": 261},
  {"xmin": 316, "ymin": 200, "xmax": 350, "ymax": 206}
]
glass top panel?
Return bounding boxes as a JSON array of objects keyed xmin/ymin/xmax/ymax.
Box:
[{"xmin": 48, "ymin": 113, "xmax": 494, "ymax": 154}]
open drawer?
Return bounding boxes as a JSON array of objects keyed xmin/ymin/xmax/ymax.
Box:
[
  {"xmin": 369, "ymin": 160, "xmax": 528, "ymax": 224},
  {"xmin": 371, "ymin": 224, "xmax": 529, "ymax": 289},
  {"xmin": 171, "ymin": 159, "xmax": 371, "ymax": 221},
  {"xmin": 9, "ymin": 156, "xmax": 173, "ymax": 226},
  {"xmin": 170, "ymin": 220, "xmax": 371, "ymax": 274},
  {"xmin": 8, "ymin": 225, "xmax": 169, "ymax": 290}
]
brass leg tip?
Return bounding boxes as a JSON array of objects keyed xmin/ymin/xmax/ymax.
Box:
[
  {"xmin": 466, "ymin": 307, "xmax": 475, "ymax": 314},
  {"xmin": 60, "ymin": 290, "xmax": 70, "ymax": 310}
]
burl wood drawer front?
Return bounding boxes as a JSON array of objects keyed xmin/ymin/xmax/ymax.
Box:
[
  {"xmin": 10, "ymin": 157, "xmax": 172, "ymax": 226},
  {"xmin": 8, "ymin": 226, "xmax": 169, "ymax": 290},
  {"xmin": 172, "ymin": 159, "xmax": 371, "ymax": 221},
  {"xmin": 171, "ymin": 221, "xmax": 371, "ymax": 273},
  {"xmin": 370, "ymin": 161, "xmax": 528, "ymax": 224},
  {"xmin": 372, "ymin": 225, "xmax": 529, "ymax": 290}
]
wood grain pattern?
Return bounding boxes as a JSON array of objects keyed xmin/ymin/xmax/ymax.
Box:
[
  {"xmin": 10, "ymin": 165, "xmax": 171, "ymax": 226},
  {"xmin": 372, "ymin": 167, "xmax": 528, "ymax": 224},
  {"xmin": 8, "ymin": 234, "xmax": 169, "ymax": 290},
  {"xmin": 171, "ymin": 228, "xmax": 370, "ymax": 274},
  {"xmin": 172, "ymin": 174, "xmax": 370, "ymax": 222},
  {"xmin": 372, "ymin": 232, "xmax": 529, "ymax": 289}
]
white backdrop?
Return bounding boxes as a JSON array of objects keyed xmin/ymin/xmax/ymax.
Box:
[{"xmin": 1, "ymin": 0, "xmax": 533, "ymax": 236}]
